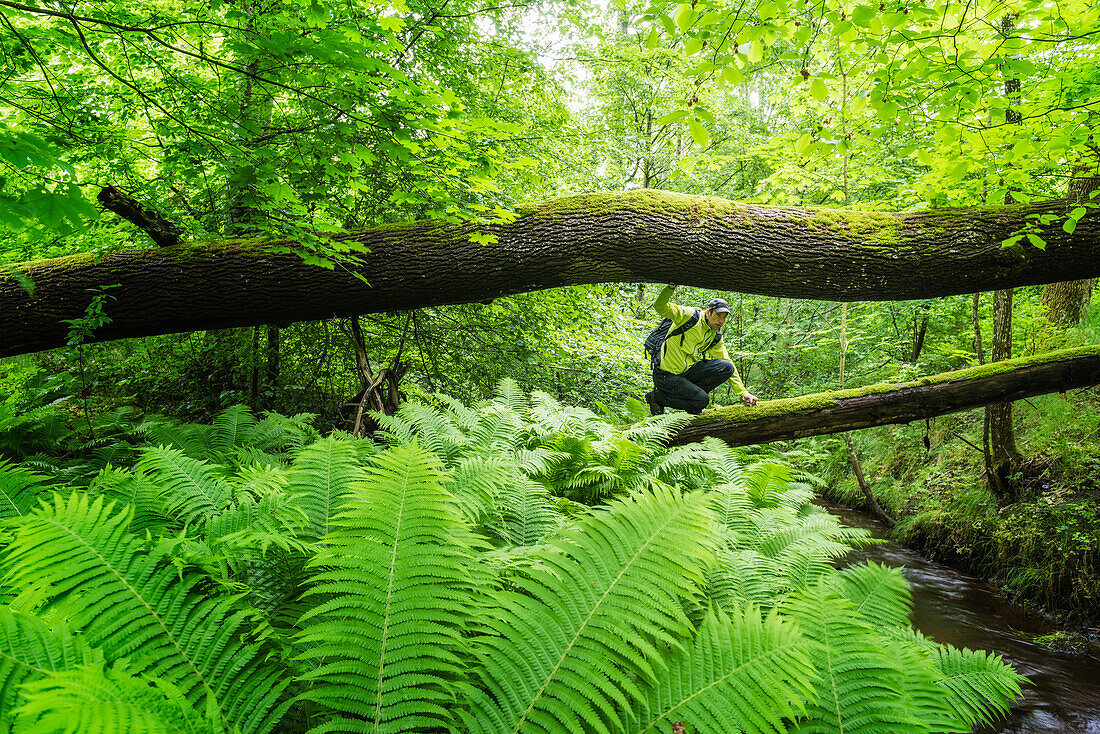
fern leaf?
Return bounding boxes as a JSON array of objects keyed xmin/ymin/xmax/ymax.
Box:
[
  {"xmin": 211, "ymin": 404, "xmax": 258, "ymax": 455},
  {"xmin": 450, "ymin": 455, "xmax": 521, "ymax": 524},
  {"xmin": 0, "ymin": 461, "xmax": 51, "ymax": 520},
  {"xmin": 461, "ymin": 486, "xmax": 716, "ymax": 734},
  {"xmin": 925, "ymin": 634, "xmax": 1026, "ymax": 729},
  {"xmin": 13, "ymin": 663, "xmax": 222, "ymax": 734},
  {"xmin": 486, "ymin": 476, "xmax": 561, "ymax": 547},
  {"xmin": 143, "ymin": 423, "xmax": 213, "ymax": 460},
  {"xmin": 135, "ymin": 446, "xmax": 232, "ymax": 525},
  {"xmin": 89, "ymin": 467, "xmax": 171, "ymax": 535},
  {"xmin": 295, "ymin": 443, "xmax": 476, "ymax": 734},
  {"xmin": 873, "ymin": 628, "xmax": 971, "ymax": 733},
  {"xmin": 1, "ymin": 494, "xmax": 290, "ymax": 734},
  {"xmin": 708, "ymin": 548, "xmax": 787, "ymax": 609},
  {"xmin": 492, "ymin": 377, "xmax": 529, "ymax": 415},
  {"xmin": 632, "ymin": 605, "xmax": 816, "ymax": 734},
  {"xmin": 283, "ymin": 435, "xmax": 363, "ymax": 541},
  {"xmin": 783, "ymin": 582, "xmax": 924, "ymax": 734},
  {"xmin": 837, "ymin": 561, "xmax": 913, "ymax": 630},
  {"xmin": 0, "ymin": 609, "xmax": 101, "ymax": 726}
]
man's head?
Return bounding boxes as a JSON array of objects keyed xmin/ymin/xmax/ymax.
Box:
[{"xmin": 705, "ymin": 298, "xmax": 730, "ymax": 330}]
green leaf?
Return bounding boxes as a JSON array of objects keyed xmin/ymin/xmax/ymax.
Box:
[
  {"xmin": 795, "ymin": 132, "xmax": 813, "ymax": 156},
  {"xmin": 689, "ymin": 119, "xmax": 710, "ymax": 146},
  {"xmin": 674, "ymin": 3, "xmax": 695, "ymax": 31},
  {"xmin": 811, "ymin": 77, "xmax": 828, "ymax": 100},
  {"xmin": 722, "ymin": 64, "xmax": 744, "ymax": 83},
  {"xmin": 852, "ymin": 4, "xmax": 876, "ymax": 26},
  {"xmin": 377, "ymin": 14, "xmax": 404, "ymax": 32},
  {"xmin": 1025, "ymin": 233, "xmax": 1046, "ymax": 250}
]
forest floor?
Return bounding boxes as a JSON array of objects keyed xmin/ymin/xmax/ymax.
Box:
[{"xmin": 812, "ymin": 388, "xmax": 1100, "ymax": 651}]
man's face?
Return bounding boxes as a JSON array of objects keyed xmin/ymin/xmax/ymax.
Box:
[{"xmin": 705, "ymin": 309, "xmax": 728, "ymax": 330}]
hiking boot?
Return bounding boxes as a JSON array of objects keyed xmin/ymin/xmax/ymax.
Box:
[{"xmin": 645, "ymin": 391, "xmax": 664, "ymax": 416}]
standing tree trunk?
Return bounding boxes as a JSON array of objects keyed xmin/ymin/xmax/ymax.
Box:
[
  {"xmin": 984, "ymin": 12, "xmax": 1024, "ymax": 497},
  {"xmin": 911, "ymin": 301, "xmax": 931, "ymax": 363},
  {"xmin": 839, "ymin": 302, "xmax": 895, "ymax": 526},
  {"xmin": 987, "ymin": 288, "xmax": 1021, "ymax": 476},
  {"xmin": 1041, "ymin": 165, "xmax": 1098, "ymax": 326}
]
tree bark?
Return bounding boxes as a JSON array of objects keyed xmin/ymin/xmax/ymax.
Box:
[
  {"xmin": 1040, "ymin": 166, "xmax": 1098, "ymax": 326},
  {"xmin": 2, "ymin": 190, "xmax": 1100, "ymax": 358},
  {"xmin": 987, "ymin": 287, "xmax": 1022, "ymax": 481},
  {"xmin": 668, "ymin": 346, "xmax": 1100, "ymax": 447}
]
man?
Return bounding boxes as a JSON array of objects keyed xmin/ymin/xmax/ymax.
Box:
[{"xmin": 645, "ymin": 284, "xmax": 758, "ymax": 416}]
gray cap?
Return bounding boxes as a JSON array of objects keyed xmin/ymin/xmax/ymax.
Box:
[{"xmin": 708, "ymin": 298, "xmax": 730, "ymax": 314}]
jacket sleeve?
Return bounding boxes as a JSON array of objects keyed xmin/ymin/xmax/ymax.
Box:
[
  {"xmin": 715, "ymin": 340, "xmax": 747, "ymax": 393},
  {"xmin": 652, "ymin": 286, "xmax": 693, "ymax": 324}
]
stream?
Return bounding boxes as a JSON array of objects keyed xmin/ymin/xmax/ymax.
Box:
[{"xmin": 824, "ymin": 501, "xmax": 1100, "ymax": 733}]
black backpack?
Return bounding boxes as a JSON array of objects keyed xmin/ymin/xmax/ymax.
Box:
[{"xmin": 644, "ymin": 309, "xmax": 721, "ymax": 369}]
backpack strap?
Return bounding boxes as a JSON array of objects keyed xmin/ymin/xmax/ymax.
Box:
[
  {"xmin": 655, "ymin": 309, "xmax": 702, "ymax": 369},
  {"xmin": 667, "ymin": 309, "xmax": 700, "ymax": 346}
]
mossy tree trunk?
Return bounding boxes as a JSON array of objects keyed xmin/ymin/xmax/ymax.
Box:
[
  {"xmin": 3, "ymin": 191, "xmax": 1100, "ymax": 358},
  {"xmin": 669, "ymin": 347, "xmax": 1100, "ymax": 448}
]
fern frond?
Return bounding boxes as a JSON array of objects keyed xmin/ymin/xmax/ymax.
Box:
[
  {"xmin": 295, "ymin": 442, "xmax": 476, "ymax": 734},
  {"xmin": 230, "ymin": 447, "xmax": 286, "ymax": 473},
  {"xmin": 211, "ymin": 404, "xmax": 258, "ymax": 455},
  {"xmin": 461, "ymin": 486, "xmax": 717, "ymax": 734},
  {"xmin": 143, "ymin": 423, "xmax": 212, "ymax": 460},
  {"xmin": 13, "ymin": 663, "xmax": 222, "ymax": 734},
  {"xmin": 251, "ymin": 412, "xmax": 319, "ymax": 455},
  {"xmin": 782, "ymin": 582, "xmax": 924, "ymax": 734},
  {"xmin": 430, "ymin": 392, "xmax": 481, "ymax": 433},
  {"xmin": 468, "ymin": 404, "xmax": 527, "ymax": 453},
  {"xmin": 872, "ymin": 628, "xmax": 970, "ymax": 733},
  {"xmin": 485, "ymin": 476, "xmax": 561, "ymax": 547},
  {"xmin": 0, "ymin": 609, "xmax": 101, "ymax": 726},
  {"xmin": 449, "ymin": 455, "xmax": 520, "ymax": 524},
  {"xmin": 619, "ymin": 412, "xmax": 693, "ymax": 451},
  {"xmin": 1, "ymin": 494, "xmax": 290, "ymax": 734},
  {"xmin": 837, "ymin": 561, "xmax": 913, "ymax": 630},
  {"xmin": 904, "ymin": 629, "xmax": 1026, "ymax": 730},
  {"xmin": 227, "ymin": 463, "xmax": 289, "ymax": 502},
  {"xmin": 89, "ymin": 467, "xmax": 170, "ymax": 534},
  {"xmin": 282, "ymin": 436, "xmax": 363, "ymax": 541},
  {"xmin": 708, "ymin": 548, "xmax": 787, "ymax": 609},
  {"xmin": 367, "ymin": 411, "xmax": 418, "ymax": 448},
  {"xmin": 632, "ymin": 605, "xmax": 816, "ymax": 734},
  {"xmin": 0, "ymin": 461, "xmax": 51, "ymax": 520},
  {"xmin": 135, "ymin": 446, "xmax": 232, "ymax": 526},
  {"xmin": 492, "ymin": 377, "xmax": 529, "ymax": 415}
]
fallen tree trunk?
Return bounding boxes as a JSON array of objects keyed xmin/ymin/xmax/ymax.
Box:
[
  {"xmin": 2, "ymin": 189, "xmax": 1100, "ymax": 357},
  {"xmin": 669, "ymin": 346, "xmax": 1100, "ymax": 447}
]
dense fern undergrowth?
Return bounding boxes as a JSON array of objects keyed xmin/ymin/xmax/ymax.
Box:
[{"xmin": 0, "ymin": 380, "xmax": 1026, "ymax": 733}]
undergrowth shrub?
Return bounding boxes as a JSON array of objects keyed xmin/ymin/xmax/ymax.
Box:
[{"xmin": 0, "ymin": 380, "xmax": 1025, "ymax": 733}]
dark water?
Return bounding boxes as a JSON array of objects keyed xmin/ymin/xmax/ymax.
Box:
[{"xmin": 824, "ymin": 501, "xmax": 1100, "ymax": 734}]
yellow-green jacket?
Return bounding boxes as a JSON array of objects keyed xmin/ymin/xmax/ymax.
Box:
[{"xmin": 653, "ymin": 286, "xmax": 746, "ymax": 393}]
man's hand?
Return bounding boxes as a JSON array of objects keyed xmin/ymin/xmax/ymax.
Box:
[{"xmin": 740, "ymin": 391, "xmax": 759, "ymax": 406}]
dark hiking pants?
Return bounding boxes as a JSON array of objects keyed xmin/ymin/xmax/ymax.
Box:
[{"xmin": 652, "ymin": 359, "xmax": 735, "ymax": 415}]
